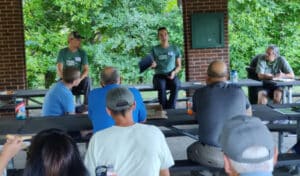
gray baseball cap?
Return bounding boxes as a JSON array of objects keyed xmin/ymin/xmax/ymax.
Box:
[
  {"xmin": 219, "ymin": 115, "xmax": 275, "ymax": 163},
  {"xmin": 106, "ymin": 87, "xmax": 134, "ymax": 111}
]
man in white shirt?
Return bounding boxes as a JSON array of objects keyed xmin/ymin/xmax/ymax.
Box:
[{"xmin": 84, "ymin": 87, "xmax": 174, "ymax": 176}]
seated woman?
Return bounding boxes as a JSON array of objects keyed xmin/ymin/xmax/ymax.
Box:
[{"xmin": 23, "ymin": 128, "xmax": 88, "ymax": 176}]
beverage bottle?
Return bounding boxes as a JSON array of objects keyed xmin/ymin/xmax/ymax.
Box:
[
  {"xmin": 15, "ymin": 98, "xmax": 26, "ymax": 120},
  {"xmin": 230, "ymin": 70, "xmax": 238, "ymax": 83},
  {"xmin": 186, "ymin": 98, "xmax": 193, "ymax": 115},
  {"xmin": 106, "ymin": 164, "xmax": 117, "ymax": 176}
]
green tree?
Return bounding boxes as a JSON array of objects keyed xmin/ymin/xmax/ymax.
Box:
[
  {"xmin": 23, "ymin": 0, "xmax": 183, "ymax": 88},
  {"xmin": 229, "ymin": 0, "xmax": 300, "ymax": 78}
]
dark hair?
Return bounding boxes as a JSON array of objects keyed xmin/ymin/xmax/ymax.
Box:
[
  {"xmin": 157, "ymin": 27, "xmax": 168, "ymax": 34},
  {"xmin": 23, "ymin": 129, "xmax": 88, "ymax": 176},
  {"xmin": 100, "ymin": 66, "xmax": 120, "ymax": 85},
  {"xmin": 63, "ymin": 67, "xmax": 80, "ymax": 84},
  {"xmin": 109, "ymin": 109, "xmax": 128, "ymax": 117}
]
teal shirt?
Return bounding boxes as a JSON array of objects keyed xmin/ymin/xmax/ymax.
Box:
[
  {"xmin": 151, "ymin": 45, "xmax": 181, "ymax": 74},
  {"xmin": 256, "ymin": 55, "xmax": 293, "ymax": 75},
  {"xmin": 57, "ymin": 47, "xmax": 88, "ymax": 72}
]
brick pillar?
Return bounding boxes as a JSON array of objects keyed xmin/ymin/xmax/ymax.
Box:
[
  {"xmin": 0, "ymin": 0, "xmax": 26, "ymax": 116},
  {"xmin": 182, "ymin": 0, "xmax": 229, "ymax": 82}
]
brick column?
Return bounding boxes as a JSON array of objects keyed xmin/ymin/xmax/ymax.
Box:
[
  {"xmin": 0, "ymin": 0, "xmax": 26, "ymax": 116},
  {"xmin": 182, "ymin": 0, "xmax": 229, "ymax": 82}
]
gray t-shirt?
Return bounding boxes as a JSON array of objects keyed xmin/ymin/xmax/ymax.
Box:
[
  {"xmin": 256, "ymin": 55, "xmax": 293, "ymax": 75},
  {"xmin": 193, "ymin": 82, "xmax": 251, "ymax": 147}
]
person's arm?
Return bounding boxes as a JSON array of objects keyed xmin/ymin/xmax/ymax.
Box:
[
  {"xmin": 159, "ymin": 169, "xmax": 170, "ymax": 176},
  {"xmin": 274, "ymin": 72, "xmax": 294, "ymax": 79},
  {"xmin": 80, "ymin": 64, "xmax": 89, "ymax": 80},
  {"xmin": 169, "ymin": 58, "xmax": 181, "ymax": 80},
  {"xmin": 257, "ymin": 73, "xmax": 273, "ymax": 80},
  {"xmin": 57, "ymin": 63, "xmax": 64, "ymax": 78},
  {"xmin": 274, "ymin": 57, "xmax": 295, "ymax": 79},
  {"xmin": 0, "ymin": 136, "xmax": 23, "ymax": 175}
]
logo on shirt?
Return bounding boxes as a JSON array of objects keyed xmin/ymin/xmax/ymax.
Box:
[
  {"xmin": 74, "ymin": 57, "xmax": 81, "ymax": 62},
  {"xmin": 66, "ymin": 60, "xmax": 75, "ymax": 66}
]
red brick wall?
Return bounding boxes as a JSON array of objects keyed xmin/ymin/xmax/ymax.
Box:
[
  {"xmin": 0, "ymin": 0, "xmax": 26, "ymax": 90},
  {"xmin": 0, "ymin": 0, "xmax": 26, "ymax": 116},
  {"xmin": 182, "ymin": 0, "xmax": 229, "ymax": 82}
]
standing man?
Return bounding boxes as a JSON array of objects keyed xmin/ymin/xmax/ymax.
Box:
[
  {"xmin": 85, "ymin": 87, "xmax": 174, "ymax": 176},
  {"xmin": 57, "ymin": 31, "xmax": 91, "ymax": 105},
  {"xmin": 88, "ymin": 66, "xmax": 147, "ymax": 133},
  {"xmin": 150, "ymin": 27, "xmax": 181, "ymax": 109},
  {"xmin": 256, "ymin": 45, "xmax": 294, "ymax": 104},
  {"xmin": 187, "ymin": 60, "xmax": 252, "ymax": 171},
  {"xmin": 220, "ymin": 115, "xmax": 278, "ymax": 176},
  {"xmin": 42, "ymin": 67, "xmax": 80, "ymax": 116}
]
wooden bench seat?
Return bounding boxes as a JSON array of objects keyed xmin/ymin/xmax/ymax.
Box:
[{"xmin": 170, "ymin": 153, "xmax": 300, "ymax": 172}]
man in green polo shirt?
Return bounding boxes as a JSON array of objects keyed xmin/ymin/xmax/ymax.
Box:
[
  {"xmin": 57, "ymin": 31, "xmax": 91, "ymax": 106},
  {"xmin": 150, "ymin": 27, "xmax": 182, "ymax": 109},
  {"xmin": 256, "ymin": 45, "xmax": 294, "ymax": 104}
]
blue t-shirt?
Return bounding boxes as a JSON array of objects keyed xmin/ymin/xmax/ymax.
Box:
[
  {"xmin": 88, "ymin": 84, "xmax": 147, "ymax": 133},
  {"xmin": 42, "ymin": 81, "xmax": 75, "ymax": 116}
]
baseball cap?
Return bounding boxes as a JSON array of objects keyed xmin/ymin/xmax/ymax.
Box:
[
  {"xmin": 106, "ymin": 87, "xmax": 134, "ymax": 111},
  {"xmin": 219, "ymin": 115, "xmax": 275, "ymax": 163},
  {"xmin": 68, "ymin": 31, "xmax": 84, "ymax": 39}
]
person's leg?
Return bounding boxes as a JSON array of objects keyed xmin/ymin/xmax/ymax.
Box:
[
  {"xmin": 72, "ymin": 77, "xmax": 91, "ymax": 105},
  {"xmin": 153, "ymin": 75, "xmax": 167, "ymax": 109},
  {"xmin": 257, "ymin": 90, "xmax": 268, "ymax": 104},
  {"xmin": 187, "ymin": 141, "xmax": 224, "ymax": 168},
  {"xmin": 166, "ymin": 76, "xmax": 180, "ymax": 109},
  {"xmin": 273, "ymin": 89, "xmax": 283, "ymax": 104}
]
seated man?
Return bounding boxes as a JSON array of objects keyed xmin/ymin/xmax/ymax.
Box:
[
  {"xmin": 256, "ymin": 45, "xmax": 294, "ymax": 104},
  {"xmin": 88, "ymin": 66, "xmax": 146, "ymax": 133},
  {"xmin": 220, "ymin": 115, "xmax": 278, "ymax": 176},
  {"xmin": 57, "ymin": 31, "xmax": 91, "ymax": 105},
  {"xmin": 85, "ymin": 87, "xmax": 174, "ymax": 176},
  {"xmin": 187, "ymin": 60, "xmax": 252, "ymax": 169},
  {"xmin": 42, "ymin": 67, "xmax": 80, "ymax": 116}
]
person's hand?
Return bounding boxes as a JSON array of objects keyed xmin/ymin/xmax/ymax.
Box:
[
  {"xmin": 1, "ymin": 135, "xmax": 23, "ymax": 162},
  {"xmin": 275, "ymin": 71, "xmax": 284, "ymax": 78},
  {"xmin": 74, "ymin": 78, "xmax": 82, "ymax": 86},
  {"xmin": 168, "ymin": 71, "xmax": 176, "ymax": 80},
  {"xmin": 264, "ymin": 73, "xmax": 274, "ymax": 79},
  {"xmin": 151, "ymin": 61, "xmax": 157, "ymax": 68}
]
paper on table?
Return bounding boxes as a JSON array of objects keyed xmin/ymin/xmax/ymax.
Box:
[{"xmin": 272, "ymin": 78, "xmax": 294, "ymax": 82}]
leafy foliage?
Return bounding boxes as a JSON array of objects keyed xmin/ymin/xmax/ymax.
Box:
[
  {"xmin": 23, "ymin": 0, "xmax": 183, "ymax": 88},
  {"xmin": 229, "ymin": 0, "xmax": 300, "ymax": 78}
]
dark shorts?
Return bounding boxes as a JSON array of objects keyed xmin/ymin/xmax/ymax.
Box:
[{"xmin": 262, "ymin": 85, "xmax": 283, "ymax": 99}]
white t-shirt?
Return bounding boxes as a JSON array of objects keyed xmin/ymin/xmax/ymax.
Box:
[{"xmin": 84, "ymin": 123, "xmax": 174, "ymax": 176}]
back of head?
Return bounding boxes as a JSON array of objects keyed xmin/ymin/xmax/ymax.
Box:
[
  {"xmin": 207, "ymin": 60, "xmax": 227, "ymax": 82},
  {"xmin": 23, "ymin": 129, "xmax": 87, "ymax": 176},
  {"xmin": 106, "ymin": 87, "xmax": 134, "ymax": 116},
  {"xmin": 100, "ymin": 66, "xmax": 120, "ymax": 86},
  {"xmin": 220, "ymin": 115, "xmax": 276, "ymax": 173},
  {"xmin": 63, "ymin": 67, "xmax": 80, "ymax": 84}
]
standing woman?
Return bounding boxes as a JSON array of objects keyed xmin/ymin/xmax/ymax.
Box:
[{"xmin": 150, "ymin": 27, "xmax": 182, "ymax": 109}]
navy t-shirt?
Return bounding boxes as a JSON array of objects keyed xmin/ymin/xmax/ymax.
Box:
[{"xmin": 193, "ymin": 81, "xmax": 251, "ymax": 147}]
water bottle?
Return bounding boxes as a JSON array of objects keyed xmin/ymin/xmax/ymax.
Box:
[
  {"xmin": 230, "ymin": 70, "xmax": 238, "ymax": 83},
  {"xmin": 95, "ymin": 165, "xmax": 117, "ymax": 176},
  {"xmin": 106, "ymin": 164, "xmax": 117, "ymax": 176},
  {"xmin": 186, "ymin": 98, "xmax": 193, "ymax": 116},
  {"xmin": 15, "ymin": 98, "xmax": 26, "ymax": 120}
]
